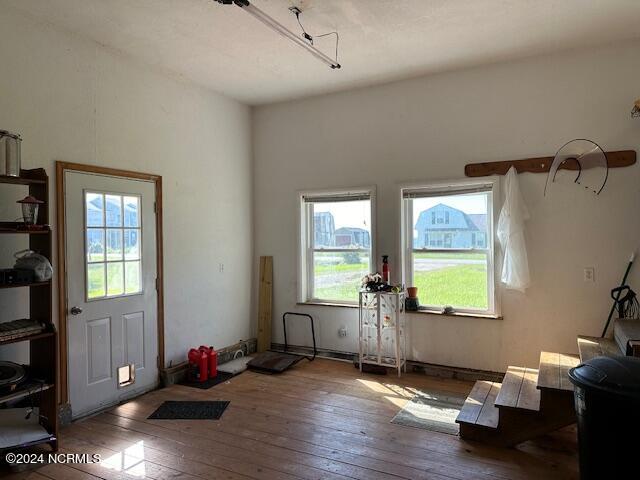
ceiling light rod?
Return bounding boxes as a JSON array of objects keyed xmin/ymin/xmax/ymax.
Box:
[{"xmin": 216, "ymin": 0, "xmax": 341, "ymax": 69}]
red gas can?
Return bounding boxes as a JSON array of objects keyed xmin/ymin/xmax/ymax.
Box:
[
  {"xmin": 199, "ymin": 345, "xmax": 217, "ymax": 378},
  {"xmin": 188, "ymin": 348, "xmax": 208, "ymax": 383}
]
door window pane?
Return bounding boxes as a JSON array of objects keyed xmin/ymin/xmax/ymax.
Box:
[
  {"xmin": 123, "ymin": 196, "xmax": 140, "ymax": 227},
  {"xmin": 106, "ymin": 229, "xmax": 123, "ymax": 261},
  {"xmin": 125, "ymin": 261, "xmax": 141, "ymax": 294},
  {"xmin": 107, "ymin": 262, "xmax": 124, "ymax": 296},
  {"xmin": 105, "ymin": 195, "xmax": 123, "ymax": 227},
  {"xmin": 86, "ymin": 228, "xmax": 105, "ymax": 262},
  {"xmin": 86, "ymin": 193, "xmax": 104, "ymax": 227},
  {"xmin": 87, "ymin": 263, "xmax": 106, "ymax": 299},
  {"xmin": 124, "ymin": 229, "xmax": 140, "ymax": 260}
]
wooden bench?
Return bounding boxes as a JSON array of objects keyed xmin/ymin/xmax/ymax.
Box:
[
  {"xmin": 457, "ymin": 352, "xmax": 579, "ymax": 446},
  {"xmin": 537, "ymin": 351, "xmax": 580, "ymax": 392},
  {"xmin": 457, "ymin": 334, "xmax": 626, "ymax": 446},
  {"xmin": 495, "ymin": 366, "xmax": 540, "ymax": 412},
  {"xmin": 577, "ymin": 335, "xmax": 621, "ymax": 362},
  {"xmin": 456, "ymin": 380, "xmax": 500, "ymax": 429}
]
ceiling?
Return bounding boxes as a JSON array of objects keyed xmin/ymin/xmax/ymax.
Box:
[{"xmin": 6, "ymin": 0, "xmax": 640, "ymax": 105}]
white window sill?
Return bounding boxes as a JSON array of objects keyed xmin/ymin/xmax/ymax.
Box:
[
  {"xmin": 297, "ymin": 301, "xmax": 358, "ymax": 309},
  {"xmin": 408, "ymin": 309, "xmax": 503, "ymax": 320},
  {"xmin": 296, "ymin": 301, "xmax": 502, "ymax": 319}
]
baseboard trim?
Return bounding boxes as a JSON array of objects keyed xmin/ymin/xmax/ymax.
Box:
[
  {"xmin": 270, "ymin": 343, "xmax": 354, "ymax": 362},
  {"xmin": 270, "ymin": 342, "xmax": 503, "ymax": 382},
  {"xmin": 408, "ymin": 360, "xmax": 503, "ymax": 382}
]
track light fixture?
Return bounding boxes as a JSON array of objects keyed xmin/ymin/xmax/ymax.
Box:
[{"xmin": 215, "ymin": 0, "xmax": 341, "ymax": 69}]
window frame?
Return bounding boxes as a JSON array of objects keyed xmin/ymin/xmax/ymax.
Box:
[
  {"xmin": 83, "ymin": 189, "xmax": 144, "ymax": 302},
  {"xmin": 400, "ymin": 179, "xmax": 500, "ymax": 316},
  {"xmin": 298, "ymin": 186, "xmax": 376, "ymax": 306}
]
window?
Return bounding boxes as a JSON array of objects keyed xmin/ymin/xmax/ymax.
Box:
[
  {"xmin": 299, "ymin": 188, "xmax": 375, "ymax": 304},
  {"xmin": 402, "ymin": 182, "xmax": 496, "ymax": 315},
  {"xmin": 85, "ymin": 192, "xmax": 142, "ymax": 300}
]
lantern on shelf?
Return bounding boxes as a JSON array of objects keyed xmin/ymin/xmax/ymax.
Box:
[{"xmin": 17, "ymin": 196, "xmax": 43, "ymax": 225}]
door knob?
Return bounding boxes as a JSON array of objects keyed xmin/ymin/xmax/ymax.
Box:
[{"xmin": 70, "ymin": 306, "xmax": 83, "ymax": 315}]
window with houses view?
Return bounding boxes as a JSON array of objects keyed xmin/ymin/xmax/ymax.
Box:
[
  {"xmin": 403, "ymin": 183, "xmax": 495, "ymax": 314},
  {"xmin": 85, "ymin": 192, "xmax": 142, "ymax": 299},
  {"xmin": 300, "ymin": 190, "xmax": 374, "ymax": 304}
]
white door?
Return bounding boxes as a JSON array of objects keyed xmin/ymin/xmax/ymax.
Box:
[{"xmin": 65, "ymin": 170, "xmax": 159, "ymax": 419}]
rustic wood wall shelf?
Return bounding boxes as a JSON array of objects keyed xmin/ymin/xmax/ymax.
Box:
[
  {"xmin": 464, "ymin": 150, "xmax": 636, "ymax": 177},
  {"xmin": 0, "ymin": 168, "xmax": 58, "ymax": 453}
]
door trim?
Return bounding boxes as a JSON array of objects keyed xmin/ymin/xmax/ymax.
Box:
[{"xmin": 56, "ymin": 161, "xmax": 164, "ymax": 405}]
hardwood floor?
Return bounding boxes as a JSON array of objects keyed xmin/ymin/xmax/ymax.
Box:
[{"xmin": 4, "ymin": 359, "xmax": 578, "ymax": 480}]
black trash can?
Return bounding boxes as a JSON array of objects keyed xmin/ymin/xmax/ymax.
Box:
[{"xmin": 568, "ymin": 355, "xmax": 640, "ymax": 479}]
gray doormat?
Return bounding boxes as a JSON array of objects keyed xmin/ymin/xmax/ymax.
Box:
[
  {"xmin": 391, "ymin": 391, "xmax": 466, "ymax": 435},
  {"xmin": 147, "ymin": 401, "xmax": 230, "ymax": 420}
]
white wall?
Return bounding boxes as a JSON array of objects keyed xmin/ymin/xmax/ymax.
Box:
[
  {"xmin": 253, "ymin": 40, "xmax": 640, "ymax": 372},
  {"xmin": 0, "ymin": 8, "xmax": 253, "ymax": 367}
]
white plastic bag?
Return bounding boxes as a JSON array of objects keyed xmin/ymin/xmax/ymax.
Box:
[{"xmin": 497, "ymin": 167, "xmax": 530, "ymax": 292}]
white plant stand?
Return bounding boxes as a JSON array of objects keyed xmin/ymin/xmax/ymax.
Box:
[{"xmin": 358, "ymin": 291, "xmax": 406, "ymax": 377}]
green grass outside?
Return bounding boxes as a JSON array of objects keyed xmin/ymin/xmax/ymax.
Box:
[
  {"xmin": 87, "ymin": 261, "xmax": 140, "ymax": 298},
  {"xmin": 315, "ymin": 282, "xmax": 362, "ymax": 302},
  {"xmin": 314, "ymin": 262, "xmax": 368, "ymax": 274},
  {"xmin": 314, "ymin": 259, "xmax": 487, "ymax": 308},
  {"xmin": 314, "ymin": 252, "xmax": 485, "ymax": 276},
  {"xmin": 413, "ymin": 264, "xmax": 487, "ymax": 309}
]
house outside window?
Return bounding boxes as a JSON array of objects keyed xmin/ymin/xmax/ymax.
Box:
[
  {"xmin": 299, "ymin": 188, "xmax": 375, "ymax": 304},
  {"xmin": 314, "ymin": 212, "xmax": 335, "ymax": 247},
  {"xmin": 402, "ymin": 181, "xmax": 497, "ymax": 315}
]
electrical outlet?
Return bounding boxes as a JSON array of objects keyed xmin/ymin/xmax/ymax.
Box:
[
  {"xmin": 219, "ymin": 263, "xmax": 224, "ymax": 273},
  {"xmin": 338, "ymin": 326, "xmax": 347, "ymax": 338},
  {"xmin": 584, "ymin": 267, "xmax": 595, "ymax": 282}
]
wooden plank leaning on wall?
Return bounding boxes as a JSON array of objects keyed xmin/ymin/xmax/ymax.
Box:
[{"xmin": 257, "ymin": 256, "xmax": 273, "ymax": 353}]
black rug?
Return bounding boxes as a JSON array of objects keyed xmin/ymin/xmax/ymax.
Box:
[
  {"xmin": 179, "ymin": 371, "xmax": 235, "ymax": 389},
  {"xmin": 148, "ymin": 400, "xmax": 230, "ymax": 420}
]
